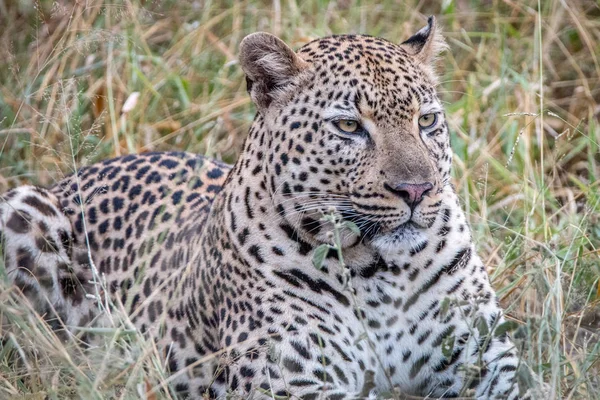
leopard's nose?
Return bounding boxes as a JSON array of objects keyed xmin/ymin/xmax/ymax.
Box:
[{"xmin": 384, "ymin": 182, "xmax": 433, "ymax": 209}]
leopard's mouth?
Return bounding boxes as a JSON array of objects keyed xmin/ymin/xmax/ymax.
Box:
[
  {"xmin": 339, "ymin": 208, "xmax": 423, "ymax": 239},
  {"xmin": 370, "ymin": 220, "xmax": 428, "ymax": 251},
  {"xmin": 391, "ymin": 220, "xmax": 419, "ymax": 234},
  {"xmin": 375, "ymin": 220, "xmax": 423, "ymax": 240}
]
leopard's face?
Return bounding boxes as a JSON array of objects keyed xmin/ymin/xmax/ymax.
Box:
[{"xmin": 240, "ymin": 22, "xmax": 452, "ymax": 249}]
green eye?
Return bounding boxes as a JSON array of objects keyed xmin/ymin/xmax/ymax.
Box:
[
  {"xmin": 335, "ymin": 119, "xmax": 360, "ymax": 133},
  {"xmin": 418, "ymin": 113, "xmax": 437, "ymax": 128}
]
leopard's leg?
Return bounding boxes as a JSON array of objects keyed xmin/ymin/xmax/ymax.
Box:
[{"xmin": 0, "ymin": 185, "xmax": 100, "ymax": 339}]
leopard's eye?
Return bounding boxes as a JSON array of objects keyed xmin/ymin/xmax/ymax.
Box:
[
  {"xmin": 335, "ymin": 119, "xmax": 360, "ymax": 133},
  {"xmin": 418, "ymin": 113, "xmax": 437, "ymax": 129}
]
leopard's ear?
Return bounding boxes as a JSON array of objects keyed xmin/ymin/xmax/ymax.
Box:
[
  {"xmin": 239, "ymin": 32, "xmax": 309, "ymax": 111},
  {"xmin": 400, "ymin": 16, "xmax": 448, "ymax": 65}
]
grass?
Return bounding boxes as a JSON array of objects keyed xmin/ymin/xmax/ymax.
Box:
[{"xmin": 1, "ymin": 0, "xmax": 599, "ymax": 398}]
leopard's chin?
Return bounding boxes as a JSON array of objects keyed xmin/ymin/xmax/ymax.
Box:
[
  {"xmin": 369, "ymin": 221, "xmax": 428, "ymax": 253},
  {"xmin": 392, "ymin": 220, "xmax": 419, "ymax": 234}
]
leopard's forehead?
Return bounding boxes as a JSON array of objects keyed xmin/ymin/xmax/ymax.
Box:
[
  {"xmin": 297, "ymin": 34, "xmax": 416, "ymax": 73},
  {"xmin": 298, "ymin": 34, "xmax": 404, "ymax": 56},
  {"xmin": 296, "ymin": 34, "xmax": 438, "ymax": 120}
]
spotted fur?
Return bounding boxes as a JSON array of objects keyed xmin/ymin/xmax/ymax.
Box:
[{"xmin": 1, "ymin": 17, "xmax": 541, "ymax": 399}]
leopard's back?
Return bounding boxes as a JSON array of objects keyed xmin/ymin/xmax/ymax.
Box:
[{"xmin": 2, "ymin": 151, "xmax": 230, "ymax": 334}]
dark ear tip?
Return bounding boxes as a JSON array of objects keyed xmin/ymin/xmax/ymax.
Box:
[{"xmin": 427, "ymin": 16, "xmax": 435, "ymax": 27}]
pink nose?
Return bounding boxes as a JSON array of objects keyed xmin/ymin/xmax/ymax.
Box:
[{"xmin": 385, "ymin": 182, "xmax": 433, "ymax": 208}]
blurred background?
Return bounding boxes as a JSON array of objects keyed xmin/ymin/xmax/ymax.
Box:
[{"xmin": 0, "ymin": 0, "xmax": 599, "ymax": 398}]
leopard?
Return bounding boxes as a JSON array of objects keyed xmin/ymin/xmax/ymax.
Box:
[{"xmin": 0, "ymin": 17, "xmax": 542, "ymax": 399}]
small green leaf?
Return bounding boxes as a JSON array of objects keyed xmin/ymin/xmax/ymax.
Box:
[
  {"xmin": 342, "ymin": 220, "xmax": 361, "ymax": 235},
  {"xmin": 439, "ymin": 298, "xmax": 451, "ymax": 320},
  {"xmin": 494, "ymin": 320, "xmax": 520, "ymax": 338},
  {"xmin": 476, "ymin": 316, "xmax": 489, "ymax": 337},
  {"xmin": 312, "ymin": 244, "xmax": 330, "ymax": 269},
  {"xmin": 442, "ymin": 334, "xmax": 455, "ymax": 358}
]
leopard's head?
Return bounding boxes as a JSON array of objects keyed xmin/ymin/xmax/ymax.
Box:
[{"xmin": 239, "ymin": 17, "xmax": 453, "ymax": 250}]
